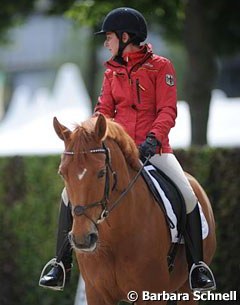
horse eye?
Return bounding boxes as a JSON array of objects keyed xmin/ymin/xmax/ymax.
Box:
[{"xmin": 98, "ymin": 169, "xmax": 106, "ymax": 179}]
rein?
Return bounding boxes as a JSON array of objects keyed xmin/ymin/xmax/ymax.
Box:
[{"xmin": 63, "ymin": 142, "xmax": 149, "ymax": 225}]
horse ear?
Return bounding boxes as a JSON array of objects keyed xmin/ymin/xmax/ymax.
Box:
[
  {"xmin": 53, "ymin": 117, "xmax": 71, "ymax": 141},
  {"xmin": 94, "ymin": 114, "xmax": 107, "ymax": 141}
]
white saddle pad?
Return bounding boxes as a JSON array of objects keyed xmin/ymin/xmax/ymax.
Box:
[{"xmin": 144, "ymin": 165, "xmax": 209, "ymax": 243}]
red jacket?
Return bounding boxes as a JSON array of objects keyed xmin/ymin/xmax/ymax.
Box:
[{"xmin": 94, "ymin": 44, "xmax": 177, "ymax": 153}]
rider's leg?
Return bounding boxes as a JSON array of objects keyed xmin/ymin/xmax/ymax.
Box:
[
  {"xmin": 39, "ymin": 188, "xmax": 73, "ymax": 290},
  {"xmin": 185, "ymin": 203, "xmax": 216, "ymax": 291},
  {"xmin": 150, "ymin": 153, "xmax": 216, "ymax": 291}
]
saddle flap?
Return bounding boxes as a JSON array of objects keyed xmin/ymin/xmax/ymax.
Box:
[{"xmin": 141, "ymin": 162, "xmax": 187, "ymax": 241}]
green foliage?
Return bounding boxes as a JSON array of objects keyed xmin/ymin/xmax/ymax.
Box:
[
  {"xmin": 0, "ymin": 0, "xmax": 76, "ymax": 42},
  {"xmin": 0, "ymin": 0, "xmax": 36, "ymax": 42},
  {"xmin": 66, "ymin": 0, "xmax": 114, "ymax": 28},
  {"xmin": 0, "ymin": 155, "xmax": 79, "ymax": 305},
  {"xmin": 202, "ymin": 0, "xmax": 240, "ymax": 54},
  {"xmin": 66, "ymin": 0, "xmax": 240, "ymax": 56},
  {"xmin": 66, "ymin": 0, "xmax": 185, "ymax": 40},
  {"xmin": 175, "ymin": 148, "xmax": 240, "ymax": 305},
  {"xmin": 0, "ymin": 148, "xmax": 239, "ymax": 304},
  {"xmin": 204, "ymin": 149, "xmax": 240, "ymax": 297}
]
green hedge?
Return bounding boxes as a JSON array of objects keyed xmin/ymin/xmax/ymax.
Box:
[
  {"xmin": 0, "ymin": 148, "xmax": 239, "ymax": 305},
  {"xmin": 176, "ymin": 147, "xmax": 240, "ymax": 305},
  {"xmin": 0, "ymin": 156, "xmax": 79, "ymax": 305}
]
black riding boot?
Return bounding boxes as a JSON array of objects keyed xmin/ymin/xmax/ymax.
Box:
[
  {"xmin": 39, "ymin": 195, "xmax": 73, "ymax": 291},
  {"xmin": 185, "ymin": 204, "xmax": 216, "ymax": 292}
]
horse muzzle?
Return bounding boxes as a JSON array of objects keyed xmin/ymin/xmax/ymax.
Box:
[{"xmin": 69, "ymin": 231, "xmax": 98, "ymax": 252}]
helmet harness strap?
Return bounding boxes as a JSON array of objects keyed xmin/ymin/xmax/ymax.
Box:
[{"xmin": 113, "ymin": 32, "xmax": 137, "ymax": 65}]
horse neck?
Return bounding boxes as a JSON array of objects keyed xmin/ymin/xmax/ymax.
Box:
[
  {"xmin": 107, "ymin": 142, "xmax": 145, "ymax": 231},
  {"xmin": 100, "ymin": 142, "xmax": 171, "ymax": 259}
]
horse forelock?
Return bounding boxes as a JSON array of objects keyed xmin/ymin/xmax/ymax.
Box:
[
  {"xmin": 68, "ymin": 117, "xmax": 140, "ymax": 170},
  {"xmin": 67, "ymin": 121, "xmax": 94, "ymax": 164}
]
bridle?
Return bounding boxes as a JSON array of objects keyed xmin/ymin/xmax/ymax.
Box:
[{"xmin": 63, "ymin": 141, "xmax": 149, "ymax": 226}]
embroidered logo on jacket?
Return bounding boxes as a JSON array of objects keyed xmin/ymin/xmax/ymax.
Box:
[{"xmin": 165, "ymin": 74, "xmax": 174, "ymax": 86}]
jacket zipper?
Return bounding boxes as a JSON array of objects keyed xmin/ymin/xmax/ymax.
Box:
[
  {"xmin": 136, "ymin": 79, "xmax": 141, "ymax": 104},
  {"xmin": 136, "ymin": 79, "xmax": 146, "ymax": 104}
]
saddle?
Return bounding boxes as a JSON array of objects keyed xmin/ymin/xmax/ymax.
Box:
[{"xmin": 141, "ymin": 161, "xmax": 186, "ymax": 242}]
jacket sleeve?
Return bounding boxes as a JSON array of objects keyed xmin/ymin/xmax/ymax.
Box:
[
  {"xmin": 150, "ymin": 59, "xmax": 177, "ymax": 143},
  {"xmin": 94, "ymin": 71, "xmax": 115, "ymax": 118}
]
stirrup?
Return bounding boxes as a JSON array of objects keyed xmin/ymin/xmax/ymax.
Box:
[
  {"xmin": 189, "ymin": 261, "xmax": 216, "ymax": 292},
  {"xmin": 39, "ymin": 258, "xmax": 66, "ymax": 291}
]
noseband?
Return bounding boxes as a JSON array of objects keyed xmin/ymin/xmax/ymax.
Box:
[{"xmin": 63, "ymin": 142, "xmax": 148, "ymax": 226}]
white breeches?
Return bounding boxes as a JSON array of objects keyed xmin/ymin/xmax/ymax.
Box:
[{"xmin": 150, "ymin": 153, "xmax": 197, "ymax": 214}]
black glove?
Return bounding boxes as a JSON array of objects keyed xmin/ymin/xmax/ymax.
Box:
[{"xmin": 139, "ymin": 133, "xmax": 161, "ymax": 159}]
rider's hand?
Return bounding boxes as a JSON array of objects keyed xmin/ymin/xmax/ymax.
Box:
[{"xmin": 139, "ymin": 133, "xmax": 161, "ymax": 159}]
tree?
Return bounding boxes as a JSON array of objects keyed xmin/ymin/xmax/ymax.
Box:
[
  {"xmin": 0, "ymin": 0, "xmax": 36, "ymax": 42},
  {"xmin": 0, "ymin": 0, "xmax": 76, "ymax": 43},
  {"xmin": 184, "ymin": 0, "xmax": 240, "ymax": 145},
  {"xmin": 66, "ymin": 0, "xmax": 240, "ymax": 145}
]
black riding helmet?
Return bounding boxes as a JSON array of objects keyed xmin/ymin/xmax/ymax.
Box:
[
  {"xmin": 95, "ymin": 7, "xmax": 147, "ymax": 42},
  {"xmin": 95, "ymin": 7, "xmax": 148, "ymax": 64}
]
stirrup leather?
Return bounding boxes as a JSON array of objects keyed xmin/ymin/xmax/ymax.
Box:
[
  {"xmin": 189, "ymin": 261, "xmax": 216, "ymax": 292},
  {"xmin": 39, "ymin": 258, "xmax": 66, "ymax": 291}
]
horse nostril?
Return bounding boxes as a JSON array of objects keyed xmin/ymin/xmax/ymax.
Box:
[
  {"xmin": 89, "ymin": 233, "xmax": 98, "ymax": 246},
  {"xmin": 69, "ymin": 231, "xmax": 98, "ymax": 250}
]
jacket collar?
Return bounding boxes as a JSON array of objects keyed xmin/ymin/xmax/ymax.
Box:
[{"xmin": 105, "ymin": 44, "xmax": 153, "ymax": 70}]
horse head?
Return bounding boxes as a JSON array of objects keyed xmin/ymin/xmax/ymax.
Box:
[
  {"xmin": 53, "ymin": 114, "xmax": 110, "ymax": 252},
  {"xmin": 53, "ymin": 114, "xmax": 139, "ymax": 253}
]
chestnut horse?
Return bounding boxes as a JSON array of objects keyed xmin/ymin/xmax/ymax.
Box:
[{"xmin": 53, "ymin": 114, "xmax": 216, "ymax": 305}]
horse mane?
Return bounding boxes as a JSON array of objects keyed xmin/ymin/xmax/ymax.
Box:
[
  {"xmin": 105, "ymin": 119, "xmax": 140, "ymax": 170},
  {"xmin": 69, "ymin": 117, "xmax": 140, "ymax": 170}
]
